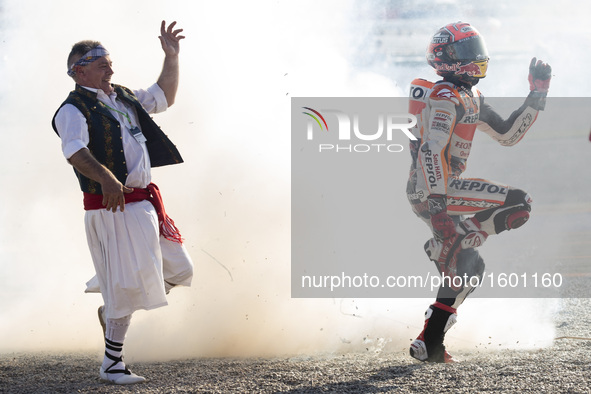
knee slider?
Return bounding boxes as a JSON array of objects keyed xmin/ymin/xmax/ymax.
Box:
[
  {"xmin": 493, "ymin": 189, "xmax": 533, "ymax": 232},
  {"xmin": 506, "ymin": 210, "xmax": 530, "ymax": 229}
]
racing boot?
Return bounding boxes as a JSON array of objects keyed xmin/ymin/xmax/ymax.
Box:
[{"xmin": 410, "ymin": 303, "xmax": 457, "ymax": 363}]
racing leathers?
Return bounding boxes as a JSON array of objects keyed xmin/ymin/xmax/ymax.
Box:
[
  {"xmin": 406, "ymin": 77, "xmax": 546, "ymax": 363},
  {"xmin": 407, "ymin": 78, "xmax": 544, "ymax": 239}
]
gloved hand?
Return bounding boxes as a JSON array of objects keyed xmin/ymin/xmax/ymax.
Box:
[
  {"xmin": 528, "ymin": 57, "xmax": 552, "ymax": 93},
  {"xmin": 431, "ymin": 211, "xmax": 457, "ymax": 241},
  {"xmin": 428, "ymin": 194, "xmax": 456, "ymax": 241}
]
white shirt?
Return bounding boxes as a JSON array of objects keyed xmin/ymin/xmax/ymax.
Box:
[{"xmin": 55, "ymin": 83, "xmax": 168, "ymax": 189}]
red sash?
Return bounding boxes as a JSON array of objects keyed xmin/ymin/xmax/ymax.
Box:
[{"xmin": 83, "ymin": 183, "xmax": 183, "ymax": 244}]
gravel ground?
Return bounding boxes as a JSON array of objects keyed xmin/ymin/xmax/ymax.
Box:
[
  {"xmin": 0, "ymin": 342, "xmax": 590, "ymax": 393},
  {"xmin": 1, "ymin": 296, "xmax": 590, "ymax": 393}
]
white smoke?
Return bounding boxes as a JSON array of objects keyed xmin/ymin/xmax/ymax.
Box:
[{"xmin": 0, "ymin": 0, "xmax": 585, "ymax": 361}]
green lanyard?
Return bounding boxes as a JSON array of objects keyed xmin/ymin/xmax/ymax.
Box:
[{"xmin": 102, "ymin": 102, "xmax": 133, "ymax": 127}]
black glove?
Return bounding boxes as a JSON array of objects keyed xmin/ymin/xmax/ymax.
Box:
[{"xmin": 528, "ymin": 57, "xmax": 551, "ymax": 93}]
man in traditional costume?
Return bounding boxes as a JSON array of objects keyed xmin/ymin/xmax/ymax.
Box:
[{"xmin": 52, "ymin": 21, "xmax": 193, "ymax": 384}]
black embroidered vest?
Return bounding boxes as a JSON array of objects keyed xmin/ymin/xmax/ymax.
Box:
[{"xmin": 52, "ymin": 84, "xmax": 183, "ymax": 194}]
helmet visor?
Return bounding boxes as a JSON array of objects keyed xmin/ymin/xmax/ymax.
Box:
[{"xmin": 447, "ymin": 35, "xmax": 489, "ymax": 62}]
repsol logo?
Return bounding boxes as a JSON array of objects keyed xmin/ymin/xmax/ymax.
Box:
[
  {"xmin": 422, "ymin": 148, "xmax": 441, "ymax": 188},
  {"xmin": 449, "ymin": 179, "xmax": 507, "ymax": 195},
  {"xmin": 463, "ymin": 114, "xmax": 479, "ymax": 124}
]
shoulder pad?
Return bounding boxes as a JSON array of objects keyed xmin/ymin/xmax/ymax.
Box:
[
  {"xmin": 430, "ymin": 81, "xmax": 461, "ymax": 105},
  {"xmin": 410, "ymin": 78, "xmax": 435, "ymax": 89},
  {"xmin": 409, "ymin": 78, "xmax": 435, "ymax": 99},
  {"xmin": 409, "ymin": 78, "xmax": 435, "ymax": 113}
]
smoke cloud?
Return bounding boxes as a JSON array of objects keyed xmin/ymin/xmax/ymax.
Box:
[{"xmin": 0, "ymin": 0, "xmax": 587, "ymax": 362}]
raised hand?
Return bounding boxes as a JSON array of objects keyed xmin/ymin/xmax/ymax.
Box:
[
  {"xmin": 159, "ymin": 20, "xmax": 185, "ymax": 57},
  {"xmin": 528, "ymin": 57, "xmax": 552, "ymax": 93}
]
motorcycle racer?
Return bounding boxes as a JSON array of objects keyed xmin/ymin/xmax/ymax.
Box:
[{"xmin": 406, "ymin": 21, "xmax": 551, "ymax": 363}]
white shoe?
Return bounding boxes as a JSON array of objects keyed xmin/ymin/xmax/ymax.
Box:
[
  {"xmin": 410, "ymin": 338, "xmax": 457, "ymax": 363},
  {"xmin": 100, "ymin": 366, "xmax": 146, "ymax": 385},
  {"xmin": 409, "ymin": 339, "xmax": 428, "ymax": 361}
]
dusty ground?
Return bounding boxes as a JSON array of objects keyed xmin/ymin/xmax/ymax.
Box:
[
  {"xmin": 1, "ymin": 297, "xmax": 590, "ymax": 394},
  {"xmin": 0, "ymin": 343, "xmax": 590, "ymax": 393}
]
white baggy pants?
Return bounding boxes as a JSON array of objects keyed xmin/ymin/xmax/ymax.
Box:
[{"xmin": 83, "ymin": 200, "xmax": 193, "ymax": 319}]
